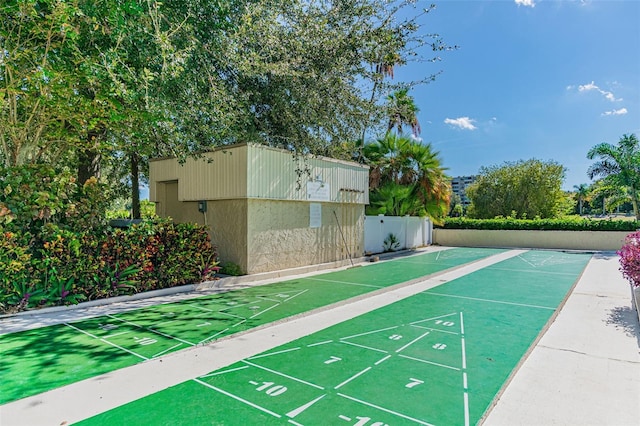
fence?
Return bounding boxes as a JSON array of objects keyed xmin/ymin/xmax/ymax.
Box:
[{"xmin": 364, "ymin": 215, "xmax": 433, "ymax": 254}]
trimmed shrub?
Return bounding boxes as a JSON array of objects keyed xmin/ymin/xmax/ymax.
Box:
[
  {"xmin": 438, "ymin": 217, "xmax": 639, "ymax": 232},
  {"xmin": 0, "ymin": 220, "xmax": 218, "ymax": 314}
]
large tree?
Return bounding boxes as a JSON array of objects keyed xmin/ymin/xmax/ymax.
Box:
[
  {"xmin": 363, "ymin": 133, "xmax": 450, "ymax": 222},
  {"xmin": 466, "ymin": 159, "xmax": 569, "ymax": 219},
  {"xmin": 386, "ymin": 88, "xmax": 421, "ymax": 137},
  {"xmin": 0, "ymin": 0, "xmax": 82, "ymax": 166},
  {"xmin": 587, "ymin": 134, "xmax": 640, "ymax": 220},
  {"xmin": 573, "ymin": 183, "xmax": 590, "ymax": 216},
  {"xmin": 3, "ymin": 0, "xmax": 454, "ymax": 217}
]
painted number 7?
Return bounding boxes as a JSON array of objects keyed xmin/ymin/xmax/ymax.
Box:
[
  {"xmin": 405, "ymin": 378, "xmax": 424, "ymax": 389},
  {"xmin": 324, "ymin": 356, "xmax": 342, "ymax": 364}
]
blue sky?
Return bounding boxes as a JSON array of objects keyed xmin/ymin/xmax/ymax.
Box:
[{"xmin": 397, "ymin": 0, "xmax": 640, "ymax": 190}]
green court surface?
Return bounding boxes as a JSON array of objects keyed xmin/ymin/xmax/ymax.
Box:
[
  {"xmin": 78, "ymin": 250, "xmax": 591, "ymax": 426},
  {"xmin": 0, "ymin": 247, "xmax": 500, "ymax": 405}
]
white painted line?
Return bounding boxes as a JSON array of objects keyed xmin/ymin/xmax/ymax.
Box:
[
  {"xmin": 283, "ymin": 289, "xmax": 309, "ymax": 302},
  {"xmin": 410, "ymin": 324, "xmax": 458, "ymax": 335},
  {"xmin": 242, "ymin": 360, "xmax": 324, "ymax": 390},
  {"xmin": 104, "ymin": 331, "xmax": 131, "ymax": 339},
  {"xmin": 199, "ymin": 365, "xmax": 249, "ymax": 378},
  {"xmin": 288, "ymin": 420, "xmax": 304, "ymax": 426},
  {"xmin": 395, "ymin": 330, "xmax": 431, "ymax": 353},
  {"xmin": 461, "ymin": 338, "xmax": 467, "ymax": 370},
  {"xmin": 198, "ymin": 328, "xmax": 229, "ymax": 344},
  {"xmin": 286, "ymin": 394, "xmax": 326, "ymax": 418},
  {"xmin": 231, "ymin": 319, "xmax": 246, "ymax": 328},
  {"xmin": 249, "ymin": 347, "xmax": 301, "ymax": 360},
  {"xmin": 409, "ymin": 312, "xmax": 457, "ymax": 326},
  {"xmin": 307, "ymin": 340, "xmax": 333, "ymax": 347},
  {"xmin": 517, "ymin": 254, "xmax": 536, "ymax": 268},
  {"xmin": 459, "ymin": 312, "xmax": 465, "ymax": 335},
  {"xmin": 64, "ymin": 323, "xmax": 99, "ymax": 339},
  {"xmin": 147, "ymin": 328, "xmax": 195, "ymax": 346},
  {"xmin": 340, "ymin": 340, "xmax": 388, "ymax": 353},
  {"xmin": 464, "ymin": 392, "xmax": 470, "ymax": 426},
  {"xmin": 463, "ymin": 372, "xmax": 468, "ymax": 390},
  {"xmin": 398, "ymin": 354, "xmax": 459, "ymax": 371},
  {"xmin": 306, "ymin": 277, "xmax": 383, "ymax": 288},
  {"xmin": 152, "ymin": 343, "xmax": 184, "ymax": 358},
  {"xmin": 488, "ymin": 267, "xmax": 578, "ymax": 277},
  {"xmin": 334, "ymin": 367, "xmax": 372, "ymax": 389},
  {"xmin": 64, "ymin": 323, "xmax": 148, "ymax": 360},
  {"xmin": 375, "ymin": 355, "xmax": 392, "ymax": 365},
  {"xmin": 425, "ymin": 292, "xmax": 556, "ymax": 310},
  {"xmin": 193, "ymin": 379, "xmax": 281, "ymax": 418},
  {"xmin": 249, "ymin": 303, "xmax": 282, "ymax": 319},
  {"xmin": 337, "ymin": 393, "xmax": 435, "ymax": 426},
  {"xmin": 339, "ymin": 414, "xmax": 351, "ymax": 421},
  {"xmin": 341, "ymin": 325, "xmax": 399, "ymax": 340},
  {"xmin": 105, "ymin": 314, "xmax": 143, "ymax": 328}
]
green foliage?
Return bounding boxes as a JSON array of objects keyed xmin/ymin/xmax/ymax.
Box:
[
  {"xmin": 364, "ymin": 134, "xmax": 450, "ymax": 223},
  {"xmin": 106, "ymin": 200, "xmax": 157, "ymax": 219},
  {"xmin": 587, "ymin": 134, "xmax": 640, "ymax": 220},
  {"xmin": 0, "ymin": 220, "xmax": 219, "ymax": 314},
  {"xmin": 220, "ymin": 262, "xmax": 244, "ymax": 276},
  {"xmin": 439, "ymin": 217, "xmax": 640, "ymax": 232},
  {"xmin": 466, "ymin": 159, "xmax": 568, "ymax": 219},
  {"xmin": 383, "ymin": 233, "xmax": 400, "ymax": 252},
  {"xmin": 0, "ymin": 164, "xmax": 110, "ymax": 232}
]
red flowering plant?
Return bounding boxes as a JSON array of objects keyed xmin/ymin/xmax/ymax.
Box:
[{"xmin": 618, "ymin": 231, "xmax": 640, "ymax": 288}]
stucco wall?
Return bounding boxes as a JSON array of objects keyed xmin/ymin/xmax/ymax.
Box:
[
  {"xmin": 433, "ymin": 229, "xmax": 630, "ymax": 251},
  {"xmin": 206, "ymin": 200, "xmax": 249, "ymax": 273},
  {"xmin": 246, "ymin": 199, "xmax": 364, "ymax": 274}
]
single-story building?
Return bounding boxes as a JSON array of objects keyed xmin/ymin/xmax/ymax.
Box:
[{"xmin": 149, "ymin": 143, "xmax": 369, "ymax": 274}]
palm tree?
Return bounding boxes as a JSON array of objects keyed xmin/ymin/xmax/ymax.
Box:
[
  {"xmin": 363, "ymin": 134, "xmax": 450, "ymax": 222},
  {"xmin": 573, "ymin": 183, "xmax": 590, "ymax": 216},
  {"xmin": 386, "ymin": 88, "xmax": 421, "ymax": 137},
  {"xmin": 587, "ymin": 134, "xmax": 640, "ymax": 220}
]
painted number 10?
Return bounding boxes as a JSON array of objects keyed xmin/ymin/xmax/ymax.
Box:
[{"xmin": 253, "ymin": 381, "xmax": 287, "ymax": 396}]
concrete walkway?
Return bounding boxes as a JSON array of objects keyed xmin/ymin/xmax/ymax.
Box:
[
  {"xmin": 484, "ymin": 251, "xmax": 640, "ymax": 425},
  {"xmin": 1, "ymin": 248, "xmax": 638, "ymax": 425}
]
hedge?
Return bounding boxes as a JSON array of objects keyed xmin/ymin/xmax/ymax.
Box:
[
  {"xmin": 0, "ymin": 220, "xmax": 218, "ymax": 314},
  {"xmin": 438, "ymin": 217, "xmax": 640, "ymax": 232}
]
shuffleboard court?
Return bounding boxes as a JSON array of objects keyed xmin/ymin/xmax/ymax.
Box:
[
  {"xmin": 77, "ymin": 250, "xmax": 591, "ymax": 425},
  {"xmin": 0, "ymin": 247, "xmax": 501, "ymax": 405}
]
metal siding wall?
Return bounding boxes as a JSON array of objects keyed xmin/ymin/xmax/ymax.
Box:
[
  {"xmin": 247, "ymin": 144, "xmax": 368, "ymax": 203},
  {"xmin": 151, "ymin": 144, "xmax": 368, "ymax": 203},
  {"xmin": 178, "ymin": 147, "xmax": 248, "ymax": 201}
]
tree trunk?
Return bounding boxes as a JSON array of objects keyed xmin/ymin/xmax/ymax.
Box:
[
  {"xmin": 78, "ymin": 129, "xmax": 103, "ymax": 184},
  {"xmin": 131, "ymin": 151, "xmax": 141, "ymax": 219}
]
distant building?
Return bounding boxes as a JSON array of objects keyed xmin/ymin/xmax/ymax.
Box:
[{"xmin": 450, "ymin": 175, "xmax": 477, "ymax": 207}]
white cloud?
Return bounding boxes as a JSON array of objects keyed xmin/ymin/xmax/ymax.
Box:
[
  {"xmin": 515, "ymin": 0, "xmax": 536, "ymax": 7},
  {"xmin": 444, "ymin": 117, "xmax": 477, "ymax": 130},
  {"xmin": 577, "ymin": 81, "xmax": 622, "ymax": 102},
  {"xmin": 602, "ymin": 108, "xmax": 628, "ymax": 116}
]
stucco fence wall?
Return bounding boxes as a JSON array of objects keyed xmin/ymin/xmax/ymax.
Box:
[{"xmin": 432, "ymin": 229, "xmax": 631, "ymax": 251}]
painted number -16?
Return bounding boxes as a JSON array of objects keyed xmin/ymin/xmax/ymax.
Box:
[{"xmin": 354, "ymin": 416, "xmax": 388, "ymax": 426}]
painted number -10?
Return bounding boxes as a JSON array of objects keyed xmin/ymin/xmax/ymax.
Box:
[{"xmin": 254, "ymin": 381, "xmax": 287, "ymax": 396}]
